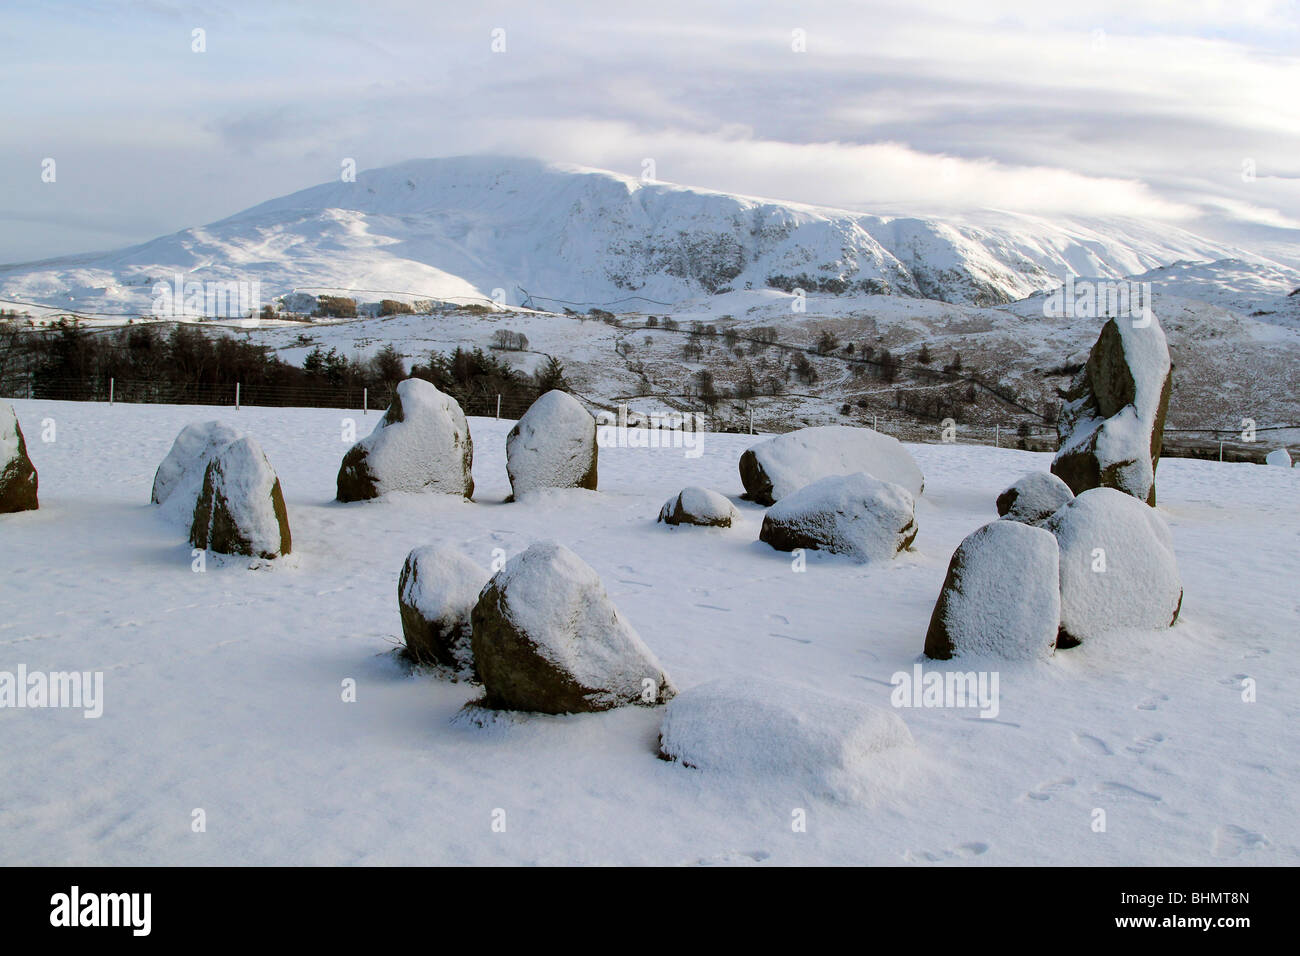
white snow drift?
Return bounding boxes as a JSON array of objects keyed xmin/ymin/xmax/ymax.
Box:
[{"xmin": 658, "ymin": 676, "xmax": 914, "ymax": 801}]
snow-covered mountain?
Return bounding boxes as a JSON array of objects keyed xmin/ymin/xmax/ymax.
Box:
[{"xmin": 0, "ymin": 156, "xmax": 1278, "ymax": 317}]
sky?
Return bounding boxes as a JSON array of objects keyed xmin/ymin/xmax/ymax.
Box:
[{"xmin": 2, "ymin": 0, "xmax": 1299, "ymax": 264}]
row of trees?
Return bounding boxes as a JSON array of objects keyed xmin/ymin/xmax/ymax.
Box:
[{"xmin": 1, "ymin": 319, "xmax": 570, "ymax": 411}]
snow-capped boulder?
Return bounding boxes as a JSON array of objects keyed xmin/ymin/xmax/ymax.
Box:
[
  {"xmin": 658, "ymin": 486, "xmax": 738, "ymax": 527},
  {"xmin": 658, "ymin": 676, "xmax": 913, "ymax": 799},
  {"xmin": 398, "ymin": 546, "xmax": 489, "ymax": 674},
  {"xmin": 336, "ymin": 378, "xmax": 474, "ymax": 502},
  {"xmin": 1265, "ymin": 447, "xmax": 1292, "ymax": 468},
  {"xmin": 1044, "ymin": 488, "xmax": 1182, "ymax": 647},
  {"xmin": 924, "ymin": 521, "xmax": 1060, "ymax": 660},
  {"xmin": 1051, "ymin": 314, "xmax": 1173, "ymax": 505},
  {"xmin": 759, "ymin": 472, "xmax": 916, "ymax": 562},
  {"xmin": 190, "ymin": 437, "xmax": 292, "ymax": 559},
  {"xmin": 739, "ymin": 425, "xmax": 923, "ymax": 506},
  {"xmin": 995, "ymin": 472, "xmax": 1075, "ymax": 526},
  {"xmin": 470, "ymin": 542, "xmax": 675, "ymax": 713},
  {"xmin": 505, "ymin": 390, "xmax": 597, "ymax": 498},
  {"xmin": 151, "ymin": 420, "xmax": 245, "ymax": 507},
  {"xmin": 0, "ymin": 403, "xmax": 38, "ymax": 514}
]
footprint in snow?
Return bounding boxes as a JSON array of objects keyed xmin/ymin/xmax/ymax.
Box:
[
  {"xmin": 1136, "ymin": 693, "xmax": 1169, "ymax": 711},
  {"xmin": 767, "ymin": 613, "xmax": 790, "ymax": 626},
  {"xmin": 1073, "ymin": 733, "xmax": 1113, "ymax": 756},
  {"xmin": 771, "ymin": 633, "xmax": 812, "ymax": 644},
  {"xmin": 1125, "ymin": 732, "xmax": 1166, "ymax": 755},
  {"xmin": 904, "ymin": 842, "xmax": 990, "ymax": 863},
  {"xmin": 1024, "ymin": 777, "xmax": 1077, "ymax": 801},
  {"xmin": 1094, "ymin": 781, "xmax": 1162, "ymax": 803},
  {"xmin": 1211, "ymin": 825, "xmax": 1270, "ymax": 858},
  {"xmin": 693, "ymin": 849, "xmax": 771, "ymax": 866},
  {"xmin": 1218, "ymin": 673, "xmax": 1251, "ymax": 687}
]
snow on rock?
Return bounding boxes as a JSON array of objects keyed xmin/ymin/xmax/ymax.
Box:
[
  {"xmin": 657, "ymin": 676, "xmax": 913, "ymax": 800},
  {"xmin": 759, "ymin": 472, "xmax": 916, "ymax": 562},
  {"xmin": 658, "ymin": 486, "xmax": 738, "ymax": 527},
  {"xmin": 336, "ymin": 378, "xmax": 474, "ymax": 501},
  {"xmin": 924, "ymin": 520, "xmax": 1060, "ymax": 660},
  {"xmin": 0, "ymin": 402, "xmax": 38, "ymax": 513},
  {"xmin": 1265, "ymin": 447, "xmax": 1293, "ymax": 467},
  {"xmin": 1051, "ymin": 314, "xmax": 1172, "ymax": 505},
  {"xmin": 1044, "ymin": 488, "xmax": 1182, "ymax": 647},
  {"xmin": 995, "ymin": 471, "xmax": 1075, "ymax": 526},
  {"xmin": 151, "ymin": 420, "xmax": 245, "ymax": 510},
  {"xmin": 739, "ymin": 425, "xmax": 924, "ymax": 505},
  {"xmin": 190, "ymin": 436, "xmax": 292, "ymax": 559},
  {"xmin": 505, "ymin": 390, "xmax": 597, "ymax": 498},
  {"xmin": 397, "ymin": 545, "xmax": 490, "ymax": 675},
  {"xmin": 470, "ymin": 541, "xmax": 675, "ymax": 713}
]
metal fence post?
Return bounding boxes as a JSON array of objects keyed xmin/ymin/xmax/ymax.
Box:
[
  {"xmin": 235, "ymin": 382, "xmax": 240, "ymax": 411},
  {"xmin": 109, "ymin": 377, "xmax": 114, "ymax": 405},
  {"xmin": 363, "ymin": 387, "xmax": 368, "ymax": 415},
  {"xmin": 496, "ymin": 394, "xmax": 501, "ymax": 419},
  {"xmin": 995, "ymin": 423, "xmax": 1000, "ymax": 448}
]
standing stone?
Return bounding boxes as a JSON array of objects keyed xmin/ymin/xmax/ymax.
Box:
[
  {"xmin": 0, "ymin": 402, "xmax": 38, "ymax": 513},
  {"xmin": 995, "ymin": 472, "xmax": 1075, "ymax": 526},
  {"xmin": 471, "ymin": 542, "xmax": 674, "ymax": 713},
  {"xmin": 505, "ymin": 390, "xmax": 597, "ymax": 498},
  {"xmin": 397, "ymin": 545, "xmax": 488, "ymax": 675},
  {"xmin": 924, "ymin": 520, "xmax": 1061, "ymax": 660},
  {"xmin": 191, "ymin": 437, "xmax": 292, "ymax": 559},
  {"xmin": 337, "ymin": 378, "xmax": 474, "ymax": 502},
  {"xmin": 1051, "ymin": 314, "xmax": 1173, "ymax": 505}
]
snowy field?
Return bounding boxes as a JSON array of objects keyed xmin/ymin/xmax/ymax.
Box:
[{"xmin": 1, "ymin": 399, "xmax": 1296, "ymax": 866}]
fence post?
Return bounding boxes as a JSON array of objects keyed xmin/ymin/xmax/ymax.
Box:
[
  {"xmin": 748, "ymin": 407, "xmax": 753, "ymax": 434},
  {"xmin": 496, "ymin": 394, "xmax": 501, "ymax": 419},
  {"xmin": 363, "ymin": 387, "xmax": 368, "ymax": 415},
  {"xmin": 1219, "ymin": 440, "xmax": 1224, "ymax": 462},
  {"xmin": 236, "ymin": 382, "xmax": 241, "ymax": 411},
  {"xmin": 873, "ymin": 414, "xmax": 878, "ymax": 432},
  {"xmin": 109, "ymin": 377, "xmax": 114, "ymax": 406},
  {"xmin": 995, "ymin": 423, "xmax": 1000, "ymax": 448}
]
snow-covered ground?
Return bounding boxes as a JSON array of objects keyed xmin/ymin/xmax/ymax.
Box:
[{"xmin": 1, "ymin": 399, "xmax": 1296, "ymax": 865}]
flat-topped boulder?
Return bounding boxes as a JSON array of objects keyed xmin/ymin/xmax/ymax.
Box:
[
  {"xmin": 759, "ymin": 472, "xmax": 916, "ymax": 562},
  {"xmin": 0, "ymin": 402, "xmax": 38, "ymax": 514},
  {"xmin": 505, "ymin": 390, "xmax": 597, "ymax": 498},
  {"xmin": 1051, "ymin": 314, "xmax": 1173, "ymax": 505},
  {"xmin": 470, "ymin": 542, "xmax": 674, "ymax": 713},
  {"xmin": 739, "ymin": 425, "xmax": 923, "ymax": 506},
  {"xmin": 191, "ymin": 437, "xmax": 292, "ymax": 559},
  {"xmin": 337, "ymin": 378, "xmax": 474, "ymax": 502}
]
